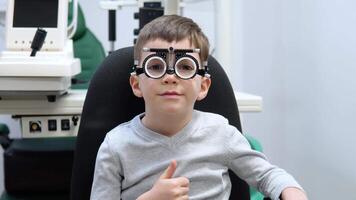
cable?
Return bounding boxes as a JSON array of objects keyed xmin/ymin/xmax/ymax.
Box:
[
  {"xmin": 30, "ymin": 28, "xmax": 47, "ymax": 57},
  {"xmin": 67, "ymin": 0, "xmax": 78, "ymax": 38}
]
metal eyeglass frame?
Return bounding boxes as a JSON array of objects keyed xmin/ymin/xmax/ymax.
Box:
[{"xmin": 132, "ymin": 47, "xmax": 210, "ymax": 80}]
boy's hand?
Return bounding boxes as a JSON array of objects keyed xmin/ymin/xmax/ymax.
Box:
[
  {"xmin": 137, "ymin": 160, "xmax": 190, "ymax": 200},
  {"xmin": 280, "ymin": 187, "xmax": 308, "ymax": 200}
]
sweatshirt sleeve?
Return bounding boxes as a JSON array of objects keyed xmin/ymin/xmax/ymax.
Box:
[
  {"xmin": 225, "ymin": 126, "xmax": 302, "ymax": 200},
  {"xmin": 90, "ymin": 134, "xmax": 123, "ymax": 200}
]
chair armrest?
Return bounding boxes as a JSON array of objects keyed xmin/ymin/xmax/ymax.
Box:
[
  {"xmin": 244, "ymin": 134, "xmax": 263, "ymax": 152},
  {"xmin": 244, "ymin": 134, "xmax": 268, "ymax": 200},
  {"xmin": 250, "ymin": 187, "xmax": 265, "ymax": 200}
]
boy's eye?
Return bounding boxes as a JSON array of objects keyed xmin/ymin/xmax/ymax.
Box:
[
  {"xmin": 145, "ymin": 57, "xmax": 166, "ymax": 71},
  {"xmin": 147, "ymin": 62, "xmax": 165, "ymax": 72},
  {"xmin": 147, "ymin": 64, "xmax": 164, "ymax": 71},
  {"xmin": 177, "ymin": 64, "xmax": 194, "ymax": 71},
  {"xmin": 176, "ymin": 58, "xmax": 196, "ymax": 71}
]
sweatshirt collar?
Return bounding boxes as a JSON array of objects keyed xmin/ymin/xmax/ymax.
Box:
[{"xmin": 132, "ymin": 110, "xmax": 200, "ymax": 147}]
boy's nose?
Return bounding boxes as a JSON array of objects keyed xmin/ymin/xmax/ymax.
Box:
[{"xmin": 162, "ymin": 73, "xmax": 178, "ymax": 84}]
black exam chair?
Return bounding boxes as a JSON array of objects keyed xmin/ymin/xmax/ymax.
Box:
[{"xmin": 71, "ymin": 47, "xmax": 265, "ymax": 200}]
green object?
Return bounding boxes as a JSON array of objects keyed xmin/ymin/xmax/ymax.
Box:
[
  {"xmin": 0, "ymin": 124, "xmax": 10, "ymax": 135},
  {"xmin": 245, "ymin": 134, "xmax": 266, "ymax": 200},
  {"xmin": 69, "ymin": 3, "xmax": 106, "ymax": 89},
  {"xmin": 245, "ymin": 134, "xmax": 263, "ymax": 152},
  {"xmin": 250, "ymin": 187, "xmax": 265, "ymax": 200},
  {"xmin": 71, "ymin": 28, "xmax": 106, "ymax": 89}
]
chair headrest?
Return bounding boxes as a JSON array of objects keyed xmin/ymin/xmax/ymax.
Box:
[{"xmin": 68, "ymin": 3, "xmax": 86, "ymax": 40}]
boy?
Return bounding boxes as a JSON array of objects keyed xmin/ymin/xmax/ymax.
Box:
[{"xmin": 91, "ymin": 15, "xmax": 307, "ymax": 200}]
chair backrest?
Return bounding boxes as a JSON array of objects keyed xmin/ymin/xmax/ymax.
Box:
[
  {"xmin": 69, "ymin": 4, "xmax": 106, "ymax": 89},
  {"xmin": 70, "ymin": 47, "xmax": 250, "ymax": 200}
]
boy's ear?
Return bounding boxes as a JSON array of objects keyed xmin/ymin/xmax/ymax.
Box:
[
  {"xmin": 129, "ymin": 75, "xmax": 143, "ymax": 98},
  {"xmin": 197, "ymin": 77, "xmax": 211, "ymax": 101}
]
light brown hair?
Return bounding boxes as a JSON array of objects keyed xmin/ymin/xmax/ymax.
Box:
[{"xmin": 134, "ymin": 15, "xmax": 210, "ymax": 65}]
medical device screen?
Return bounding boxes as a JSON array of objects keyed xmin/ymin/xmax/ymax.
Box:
[{"xmin": 13, "ymin": 0, "xmax": 58, "ymax": 28}]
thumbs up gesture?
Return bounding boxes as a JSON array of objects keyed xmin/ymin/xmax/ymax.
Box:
[{"xmin": 137, "ymin": 160, "xmax": 190, "ymax": 200}]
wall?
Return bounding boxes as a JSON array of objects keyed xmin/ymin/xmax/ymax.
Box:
[{"xmin": 237, "ymin": 0, "xmax": 356, "ymax": 199}]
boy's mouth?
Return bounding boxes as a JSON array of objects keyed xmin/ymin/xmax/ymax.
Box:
[{"xmin": 160, "ymin": 91, "xmax": 182, "ymax": 96}]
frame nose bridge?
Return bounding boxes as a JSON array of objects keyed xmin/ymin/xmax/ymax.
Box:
[
  {"xmin": 167, "ymin": 50, "xmax": 176, "ymax": 69},
  {"xmin": 166, "ymin": 68, "xmax": 175, "ymax": 75}
]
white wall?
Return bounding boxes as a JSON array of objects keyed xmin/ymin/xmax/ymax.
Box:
[
  {"xmin": 1, "ymin": 0, "xmax": 356, "ymax": 199},
  {"xmin": 237, "ymin": 0, "xmax": 356, "ymax": 199}
]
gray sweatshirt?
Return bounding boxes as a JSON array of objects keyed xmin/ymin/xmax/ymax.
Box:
[{"xmin": 91, "ymin": 110, "xmax": 302, "ymax": 200}]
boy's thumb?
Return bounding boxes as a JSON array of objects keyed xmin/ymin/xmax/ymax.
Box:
[{"xmin": 160, "ymin": 160, "xmax": 177, "ymax": 179}]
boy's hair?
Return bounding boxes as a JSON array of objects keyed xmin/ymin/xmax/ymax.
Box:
[{"xmin": 134, "ymin": 15, "xmax": 210, "ymax": 65}]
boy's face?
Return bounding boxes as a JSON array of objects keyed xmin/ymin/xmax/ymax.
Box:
[{"xmin": 130, "ymin": 38, "xmax": 211, "ymax": 115}]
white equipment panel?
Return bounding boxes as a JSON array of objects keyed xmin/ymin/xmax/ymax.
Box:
[
  {"xmin": 21, "ymin": 115, "xmax": 80, "ymax": 138},
  {"xmin": 0, "ymin": 40, "xmax": 81, "ymax": 99},
  {"xmin": 0, "ymin": 90, "xmax": 85, "ymax": 115},
  {"xmin": 5, "ymin": 0, "xmax": 68, "ymax": 51},
  {"xmin": 0, "ymin": 90, "xmax": 85, "ymax": 138}
]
